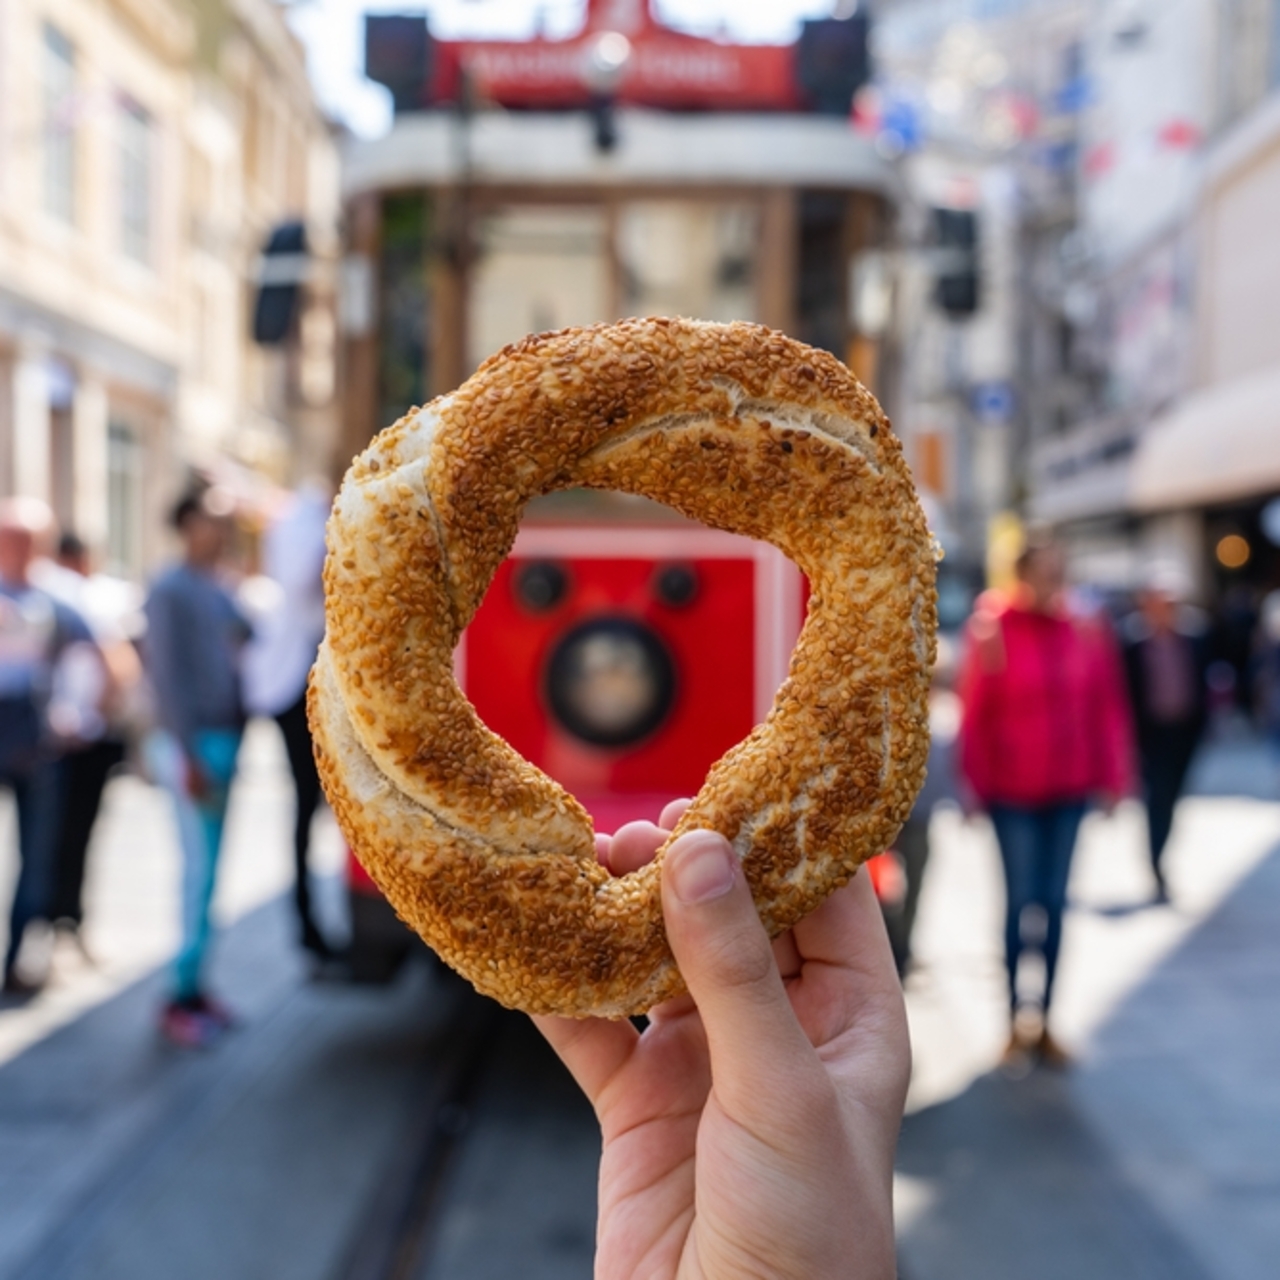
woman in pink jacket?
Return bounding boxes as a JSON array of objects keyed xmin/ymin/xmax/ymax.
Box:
[{"xmin": 959, "ymin": 535, "xmax": 1133, "ymax": 1067}]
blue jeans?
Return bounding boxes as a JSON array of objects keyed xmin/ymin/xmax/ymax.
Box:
[
  {"xmin": 2, "ymin": 761, "xmax": 62, "ymax": 973},
  {"xmin": 147, "ymin": 729, "xmax": 241, "ymax": 1001},
  {"xmin": 988, "ymin": 801, "xmax": 1086, "ymax": 1013}
]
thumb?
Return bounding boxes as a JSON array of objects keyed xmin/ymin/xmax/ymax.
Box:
[{"xmin": 660, "ymin": 831, "xmax": 813, "ymax": 1109}]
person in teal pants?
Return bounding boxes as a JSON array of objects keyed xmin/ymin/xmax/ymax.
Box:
[{"xmin": 144, "ymin": 489, "xmax": 250, "ymax": 1047}]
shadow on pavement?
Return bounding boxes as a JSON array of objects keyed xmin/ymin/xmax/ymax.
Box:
[
  {"xmin": 1073, "ymin": 898, "xmax": 1163, "ymax": 919},
  {"xmin": 0, "ymin": 893, "xmax": 601, "ymax": 1280},
  {"xmin": 0, "ymin": 898, "xmax": 449, "ymax": 1280},
  {"xmin": 896, "ymin": 1069, "xmax": 1214, "ymax": 1280},
  {"xmin": 896, "ymin": 837, "xmax": 1280, "ymax": 1280}
]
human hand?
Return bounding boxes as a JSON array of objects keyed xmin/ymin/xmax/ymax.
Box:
[{"xmin": 536, "ymin": 800, "xmax": 910, "ymax": 1280}]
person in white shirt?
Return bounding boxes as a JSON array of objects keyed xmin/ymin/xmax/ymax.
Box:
[
  {"xmin": 0, "ymin": 500, "xmax": 94, "ymax": 994},
  {"xmin": 32, "ymin": 533, "xmax": 144, "ymax": 948},
  {"xmin": 242, "ymin": 482, "xmax": 338, "ymax": 961}
]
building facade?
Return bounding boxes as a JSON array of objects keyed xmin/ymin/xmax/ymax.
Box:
[
  {"xmin": 1027, "ymin": 0, "xmax": 1280, "ymax": 600},
  {"xmin": 872, "ymin": 0, "xmax": 1092, "ymax": 595},
  {"xmin": 0, "ymin": 0, "xmax": 340, "ymax": 578},
  {"xmin": 877, "ymin": 0, "xmax": 1280, "ymax": 606}
]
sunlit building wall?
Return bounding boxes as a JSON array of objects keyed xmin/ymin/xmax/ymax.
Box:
[
  {"xmin": 0, "ymin": 0, "xmax": 340, "ymax": 579},
  {"xmin": 873, "ymin": 0, "xmax": 1091, "ymax": 581}
]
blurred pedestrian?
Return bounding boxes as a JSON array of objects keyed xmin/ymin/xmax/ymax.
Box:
[
  {"xmin": 0, "ymin": 499, "xmax": 93, "ymax": 995},
  {"xmin": 880, "ymin": 638, "xmax": 958, "ymax": 977},
  {"xmin": 241, "ymin": 481, "xmax": 339, "ymax": 962},
  {"xmin": 1121, "ymin": 565, "xmax": 1210, "ymax": 904},
  {"xmin": 144, "ymin": 489, "xmax": 251, "ymax": 1047},
  {"xmin": 32, "ymin": 533, "xmax": 144, "ymax": 954},
  {"xmin": 958, "ymin": 533, "xmax": 1133, "ymax": 1068}
]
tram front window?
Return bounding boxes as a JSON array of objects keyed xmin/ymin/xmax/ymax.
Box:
[
  {"xmin": 466, "ymin": 199, "xmax": 764, "ymax": 373},
  {"xmin": 617, "ymin": 201, "xmax": 759, "ymax": 323},
  {"xmin": 469, "ymin": 205, "xmax": 610, "ymax": 370}
]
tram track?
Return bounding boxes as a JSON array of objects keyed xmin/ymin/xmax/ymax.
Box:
[{"xmin": 331, "ymin": 977, "xmax": 503, "ymax": 1280}]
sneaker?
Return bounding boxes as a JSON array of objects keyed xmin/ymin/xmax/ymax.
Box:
[
  {"xmin": 187, "ymin": 994, "xmax": 237, "ymax": 1030},
  {"xmin": 998, "ymin": 1030, "xmax": 1035, "ymax": 1079},
  {"xmin": 1037, "ymin": 1029, "xmax": 1073, "ymax": 1070},
  {"xmin": 2, "ymin": 967, "xmax": 44, "ymax": 1000},
  {"xmin": 160, "ymin": 1001, "xmax": 222, "ymax": 1049},
  {"xmin": 54, "ymin": 920, "xmax": 98, "ymax": 968}
]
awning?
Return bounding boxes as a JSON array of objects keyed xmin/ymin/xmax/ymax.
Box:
[{"xmin": 1131, "ymin": 366, "xmax": 1280, "ymax": 511}]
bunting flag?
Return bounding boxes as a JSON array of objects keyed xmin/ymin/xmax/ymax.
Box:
[
  {"xmin": 1156, "ymin": 118, "xmax": 1202, "ymax": 150},
  {"xmin": 1083, "ymin": 139, "xmax": 1117, "ymax": 178}
]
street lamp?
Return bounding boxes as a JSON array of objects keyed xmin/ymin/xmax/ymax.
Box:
[{"xmin": 582, "ymin": 31, "xmax": 632, "ymax": 153}]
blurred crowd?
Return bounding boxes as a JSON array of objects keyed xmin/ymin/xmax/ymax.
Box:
[
  {"xmin": 4, "ymin": 487, "xmax": 1280, "ymax": 1060},
  {"xmin": 0, "ymin": 481, "xmax": 335, "ymax": 1047}
]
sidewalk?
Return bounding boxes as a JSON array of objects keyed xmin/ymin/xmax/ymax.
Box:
[{"xmin": 896, "ymin": 738, "xmax": 1280, "ymax": 1280}]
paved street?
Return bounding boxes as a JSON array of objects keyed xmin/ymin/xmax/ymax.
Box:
[
  {"xmin": 0, "ymin": 725, "xmax": 600, "ymax": 1280},
  {"xmin": 897, "ymin": 734, "xmax": 1280, "ymax": 1280},
  {"xmin": 0, "ymin": 723, "xmax": 1277, "ymax": 1278}
]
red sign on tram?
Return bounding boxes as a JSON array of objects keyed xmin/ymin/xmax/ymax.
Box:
[
  {"xmin": 430, "ymin": 0, "xmax": 800, "ymax": 112},
  {"xmin": 365, "ymin": 0, "xmax": 869, "ymax": 117}
]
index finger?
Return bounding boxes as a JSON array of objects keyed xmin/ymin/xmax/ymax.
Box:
[
  {"xmin": 533, "ymin": 1014, "xmax": 639, "ymax": 1111},
  {"xmin": 788, "ymin": 868, "xmax": 906, "ymax": 1054}
]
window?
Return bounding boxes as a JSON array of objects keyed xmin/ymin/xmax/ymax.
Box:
[
  {"xmin": 192, "ymin": 282, "xmax": 214, "ymax": 382},
  {"xmin": 119, "ymin": 97, "xmax": 153, "ymax": 265},
  {"xmin": 618, "ymin": 201, "xmax": 760, "ymax": 325},
  {"xmin": 47, "ymin": 358, "xmax": 77, "ymax": 529},
  {"xmin": 378, "ymin": 193, "xmax": 430, "ymax": 426},
  {"xmin": 43, "ymin": 25, "xmax": 76, "ymax": 224},
  {"xmin": 107, "ymin": 423, "xmax": 144, "ymax": 579}
]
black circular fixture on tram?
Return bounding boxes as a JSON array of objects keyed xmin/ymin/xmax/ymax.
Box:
[
  {"xmin": 545, "ymin": 616, "xmax": 676, "ymax": 747},
  {"xmin": 513, "ymin": 560, "xmax": 569, "ymax": 612},
  {"xmin": 653, "ymin": 562, "xmax": 699, "ymax": 609}
]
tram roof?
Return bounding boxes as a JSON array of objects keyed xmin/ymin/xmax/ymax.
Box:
[{"xmin": 342, "ymin": 109, "xmax": 899, "ymax": 199}]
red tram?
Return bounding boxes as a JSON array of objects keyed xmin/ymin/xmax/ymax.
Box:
[{"xmin": 339, "ymin": 0, "xmax": 898, "ymax": 978}]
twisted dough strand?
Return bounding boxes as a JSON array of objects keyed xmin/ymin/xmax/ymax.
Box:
[{"xmin": 309, "ymin": 318, "xmax": 937, "ymax": 1017}]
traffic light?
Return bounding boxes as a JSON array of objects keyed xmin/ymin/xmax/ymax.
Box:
[
  {"xmin": 252, "ymin": 222, "xmax": 308, "ymax": 345},
  {"xmin": 932, "ymin": 207, "xmax": 980, "ymax": 317}
]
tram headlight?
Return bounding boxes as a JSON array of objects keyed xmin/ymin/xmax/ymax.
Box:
[
  {"xmin": 546, "ymin": 616, "xmax": 675, "ymax": 747},
  {"xmin": 514, "ymin": 560, "xmax": 569, "ymax": 612},
  {"xmin": 653, "ymin": 562, "xmax": 699, "ymax": 608}
]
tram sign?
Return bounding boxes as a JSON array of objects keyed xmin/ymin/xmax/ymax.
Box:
[
  {"xmin": 432, "ymin": 6, "xmax": 797, "ymax": 112},
  {"xmin": 366, "ymin": 0, "xmax": 868, "ymax": 116}
]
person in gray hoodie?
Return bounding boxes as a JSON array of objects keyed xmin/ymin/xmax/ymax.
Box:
[{"xmin": 144, "ymin": 489, "xmax": 250, "ymax": 1047}]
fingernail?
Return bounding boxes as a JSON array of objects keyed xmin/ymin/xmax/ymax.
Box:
[{"xmin": 668, "ymin": 832, "xmax": 737, "ymax": 904}]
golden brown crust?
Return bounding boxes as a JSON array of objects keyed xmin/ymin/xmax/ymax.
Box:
[{"xmin": 310, "ymin": 317, "xmax": 937, "ymax": 1017}]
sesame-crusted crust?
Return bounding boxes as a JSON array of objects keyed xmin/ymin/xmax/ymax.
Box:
[{"xmin": 309, "ymin": 317, "xmax": 937, "ymax": 1017}]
